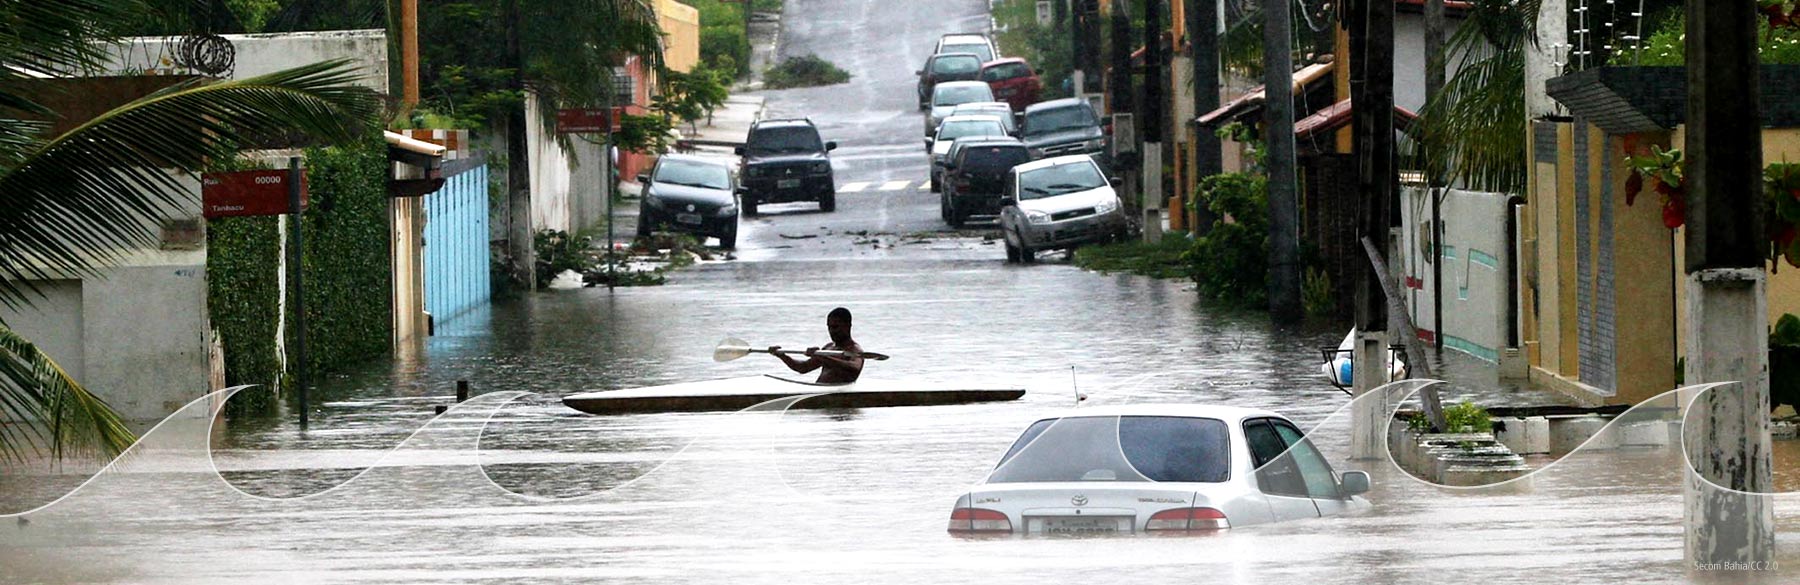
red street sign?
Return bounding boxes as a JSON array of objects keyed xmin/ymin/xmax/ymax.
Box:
[
  {"xmin": 557, "ymin": 107, "xmax": 622, "ymax": 134},
  {"xmin": 202, "ymin": 169, "xmax": 307, "ymax": 219}
]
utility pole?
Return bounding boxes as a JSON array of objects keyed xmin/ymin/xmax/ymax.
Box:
[
  {"xmin": 504, "ymin": 0, "xmax": 536, "ymax": 290},
  {"xmin": 400, "ymin": 0, "xmax": 419, "ymax": 114},
  {"xmin": 1264, "ymin": 0, "xmax": 1300, "ymax": 322},
  {"xmin": 1187, "ymin": 0, "xmax": 1221, "ymax": 236},
  {"xmin": 1111, "ymin": 0, "xmax": 1139, "ymax": 218},
  {"xmin": 1142, "ymin": 0, "xmax": 1164, "ymax": 243},
  {"xmin": 1082, "ymin": 0, "xmax": 1104, "ymax": 100},
  {"xmin": 1425, "ymin": 0, "xmax": 1445, "ymax": 349},
  {"xmin": 1072, "ymin": 0, "xmax": 1086, "ymax": 95},
  {"xmin": 1682, "ymin": 0, "xmax": 1774, "ymax": 567},
  {"xmin": 1348, "ymin": 0, "xmax": 1395, "ymax": 459}
]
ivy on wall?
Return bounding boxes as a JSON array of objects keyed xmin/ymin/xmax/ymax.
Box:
[{"xmin": 206, "ymin": 135, "xmax": 393, "ymax": 415}]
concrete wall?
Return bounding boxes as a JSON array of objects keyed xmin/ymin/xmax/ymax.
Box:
[
  {"xmin": 107, "ymin": 30, "xmax": 390, "ymax": 94},
  {"xmin": 1402, "ymin": 187, "xmax": 1514, "ymax": 364},
  {"xmin": 659, "ymin": 0, "xmax": 701, "ymax": 73}
]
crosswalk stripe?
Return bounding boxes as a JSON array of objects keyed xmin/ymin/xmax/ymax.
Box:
[
  {"xmin": 839, "ymin": 182, "xmax": 870, "ymax": 193},
  {"xmin": 878, "ymin": 180, "xmax": 911, "ymax": 191}
]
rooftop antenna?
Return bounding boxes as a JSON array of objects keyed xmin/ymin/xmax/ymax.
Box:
[{"xmin": 1071, "ymin": 366, "xmax": 1087, "ymax": 407}]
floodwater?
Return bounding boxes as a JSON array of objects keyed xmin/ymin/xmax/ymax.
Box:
[{"xmin": 7, "ymin": 260, "xmax": 1800, "ymax": 584}]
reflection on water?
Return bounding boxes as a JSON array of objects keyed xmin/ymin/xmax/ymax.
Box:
[{"xmin": 6, "ymin": 259, "xmax": 1787, "ymax": 584}]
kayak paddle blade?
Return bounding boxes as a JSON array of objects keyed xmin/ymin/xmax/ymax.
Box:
[{"xmin": 714, "ymin": 337, "xmax": 753, "ymax": 362}]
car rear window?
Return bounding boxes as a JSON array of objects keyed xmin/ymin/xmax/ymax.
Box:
[
  {"xmin": 961, "ymin": 145, "xmax": 1030, "ymax": 174},
  {"xmin": 988, "ymin": 416, "xmax": 1230, "ymax": 484},
  {"xmin": 941, "ymin": 42, "xmax": 994, "ymax": 63},
  {"xmin": 931, "ymin": 55, "xmax": 981, "ymax": 75},
  {"xmin": 981, "ymin": 62, "xmax": 1032, "ymax": 82},
  {"xmin": 747, "ymin": 126, "xmax": 822, "ymax": 154},
  {"xmin": 1024, "ymin": 105, "xmax": 1098, "ymax": 136},
  {"xmin": 933, "ymin": 84, "xmax": 994, "ymax": 106},
  {"xmin": 937, "ymin": 120, "xmax": 1006, "ymax": 141}
]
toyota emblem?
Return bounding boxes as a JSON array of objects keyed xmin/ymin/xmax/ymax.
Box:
[
  {"xmin": 1071, "ymin": 495, "xmax": 1088, "ymax": 507},
  {"xmin": 686, "ymin": 204, "xmax": 696, "ymax": 212}
]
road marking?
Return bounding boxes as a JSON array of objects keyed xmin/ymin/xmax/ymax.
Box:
[
  {"xmin": 839, "ymin": 182, "xmax": 870, "ymax": 193},
  {"xmin": 878, "ymin": 180, "xmax": 911, "ymax": 191}
]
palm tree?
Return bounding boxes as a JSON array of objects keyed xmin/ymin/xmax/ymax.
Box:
[
  {"xmin": 0, "ymin": 1, "xmax": 383, "ymax": 464},
  {"xmin": 1412, "ymin": 0, "xmax": 1541, "ymax": 193}
]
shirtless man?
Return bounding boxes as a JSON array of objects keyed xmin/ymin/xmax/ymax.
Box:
[{"xmin": 769, "ymin": 307, "xmax": 864, "ymax": 384}]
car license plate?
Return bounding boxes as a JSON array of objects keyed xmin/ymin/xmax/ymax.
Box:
[
  {"xmin": 1032, "ymin": 516, "xmax": 1129, "ymax": 535},
  {"xmin": 676, "ymin": 213, "xmax": 702, "ymax": 225},
  {"xmin": 777, "ymin": 178, "xmax": 801, "ymax": 189}
]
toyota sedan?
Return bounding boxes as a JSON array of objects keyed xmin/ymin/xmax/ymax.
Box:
[{"xmin": 947, "ymin": 404, "xmax": 1371, "ymax": 535}]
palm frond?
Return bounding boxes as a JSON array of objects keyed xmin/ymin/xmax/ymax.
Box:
[
  {"xmin": 0, "ymin": 59, "xmax": 381, "ymax": 312},
  {"xmin": 0, "ymin": 323, "xmax": 136, "ymax": 464},
  {"xmin": 1411, "ymin": 0, "xmax": 1540, "ymax": 193}
]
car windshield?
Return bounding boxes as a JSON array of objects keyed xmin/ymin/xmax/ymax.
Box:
[
  {"xmin": 961, "ymin": 145, "xmax": 1030, "ymax": 175},
  {"xmin": 981, "ymin": 62, "xmax": 1031, "ymax": 82},
  {"xmin": 988, "ymin": 416, "xmax": 1231, "ymax": 483},
  {"xmin": 937, "ymin": 120, "xmax": 1005, "ymax": 141},
  {"xmin": 653, "ymin": 159, "xmax": 730, "ymax": 190},
  {"xmin": 933, "ymin": 84, "xmax": 993, "ymax": 107},
  {"xmin": 930, "ymin": 55, "xmax": 981, "ymax": 75},
  {"xmin": 1017, "ymin": 161, "xmax": 1106, "ymax": 199},
  {"xmin": 747, "ymin": 126, "xmax": 822, "ymax": 154},
  {"xmin": 1024, "ymin": 105, "xmax": 1098, "ymax": 136},
  {"xmin": 941, "ymin": 42, "xmax": 993, "ymax": 62}
]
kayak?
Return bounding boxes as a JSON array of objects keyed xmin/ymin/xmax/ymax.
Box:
[{"xmin": 562, "ymin": 374, "xmax": 1028, "ymax": 415}]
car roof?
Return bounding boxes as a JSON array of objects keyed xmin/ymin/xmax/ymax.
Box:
[
  {"xmin": 1027, "ymin": 403, "xmax": 1288, "ymax": 424},
  {"xmin": 1023, "ymin": 97, "xmax": 1090, "ymax": 114},
  {"xmin": 953, "ymin": 102, "xmax": 1011, "ymax": 111},
  {"xmin": 935, "ymin": 80, "xmax": 990, "ymax": 91},
  {"xmin": 939, "ymin": 33, "xmax": 991, "ymax": 44},
  {"xmin": 956, "ymin": 136, "xmax": 1024, "ymax": 146},
  {"xmin": 982, "ymin": 57, "xmax": 1030, "ymax": 67},
  {"xmin": 752, "ymin": 118, "xmax": 815, "ymax": 129},
  {"xmin": 1014, "ymin": 154, "xmax": 1101, "ymax": 173}
]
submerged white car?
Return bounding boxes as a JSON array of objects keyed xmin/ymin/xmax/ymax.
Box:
[{"xmin": 947, "ymin": 404, "xmax": 1371, "ymax": 535}]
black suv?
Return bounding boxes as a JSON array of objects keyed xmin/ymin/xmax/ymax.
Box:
[
  {"xmin": 736, "ymin": 119, "xmax": 838, "ymax": 215},
  {"xmin": 940, "ymin": 137, "xmax": 1029, "ymax": 227}
]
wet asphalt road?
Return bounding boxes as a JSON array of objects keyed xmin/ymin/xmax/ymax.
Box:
[{"xmin": 9, "ymin": 0, "xmax": 1800, "ymax": 583}]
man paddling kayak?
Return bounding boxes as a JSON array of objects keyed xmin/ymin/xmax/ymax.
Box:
[{"xmin": 769, "ymin": 307, "xmax": 865, "ymax": 384}]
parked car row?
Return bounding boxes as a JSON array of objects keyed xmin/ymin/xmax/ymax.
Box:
[{"xmin": 916, "ymin": 32, "xmax": 1120, "ymax": 262}]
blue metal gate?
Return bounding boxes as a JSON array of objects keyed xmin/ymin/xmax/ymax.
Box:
[{"xmin": 423, "ymin": 159, "xmax": 491, "ymax": 328}]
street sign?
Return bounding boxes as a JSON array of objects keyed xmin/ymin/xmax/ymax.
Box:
[
  {"xmin": 201, "ymin": 168, "xmax": 307, "ymax": 218},
  {"xmin": 1036, "ymin": 1, "xmax": 1053, "ymax": 26},
  {"xmin": 557, "ymin": 107, "xmax": 622, "ymax": 134}
]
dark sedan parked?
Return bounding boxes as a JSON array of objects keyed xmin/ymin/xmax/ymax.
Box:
[
  {"xmin": 917, "ymin": 53, "xmax": 983, "ymax": 110},
  {"xmin": 940, "ymin": 137, "xmax": 1030, "ymax": 227},
  {"xmin": 636, "ymin": 154, "xmax": 739, "ymax": 249}
]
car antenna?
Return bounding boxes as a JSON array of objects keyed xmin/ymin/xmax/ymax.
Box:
[{"xmin": 1071, "ymin": 366, "xmax": 1087, "ymax": 407}]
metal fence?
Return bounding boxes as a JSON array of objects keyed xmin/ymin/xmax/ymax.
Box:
[{"xmin": 424, "ymin": 159, "xmax": 491, "ymax": 328}]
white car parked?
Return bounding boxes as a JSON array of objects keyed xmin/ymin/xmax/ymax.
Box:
[
  {"xmin": 997, "ymin": 155, "xmax": 1128, "ymax": 262},
  {"xmin": 947, "ymin": 404, "xmax": 1371, "ymax": 535}
]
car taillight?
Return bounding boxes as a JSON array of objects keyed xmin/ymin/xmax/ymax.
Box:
[
  {"xmin": 947, "ymin": 508, "xmax": 1012, "ymax": 533},
  {"xmin": 1145, "ymin": 507, "xmax": 1230, "ymax": 531}
]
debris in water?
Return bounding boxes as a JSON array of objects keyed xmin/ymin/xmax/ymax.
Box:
[{"xmin": 779, "ymin": 233, "xmax": 818, "ymax": 240}]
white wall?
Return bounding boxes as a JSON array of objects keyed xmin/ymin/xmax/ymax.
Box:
[
  {"xmin": 524, "ymin": 92, "xmax": 613, "ymax": 235},
  {"xmin": 1401, "ymin": 187, "xmax": 1515, "ymax": 363},
  {"xmin": 107, "ymin": 30, "xmax": 389, "ymax": 93}
]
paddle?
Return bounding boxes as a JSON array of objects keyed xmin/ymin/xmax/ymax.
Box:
[{"xmin": 713, "ymin": 337, "xmax": 891, "ymax": 362}]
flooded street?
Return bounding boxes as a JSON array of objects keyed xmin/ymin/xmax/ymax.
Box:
[{"xmin": 5, "ymin": 0, "xmax": 1800, "ymax": 582}]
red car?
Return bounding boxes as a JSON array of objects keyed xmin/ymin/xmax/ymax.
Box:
[{"xmin": 979, "ymin": 58, "xmax": 1041, "ymax": 111}]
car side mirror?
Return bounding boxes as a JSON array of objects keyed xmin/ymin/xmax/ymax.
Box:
[
  {"xmin": 1339, "ymin": 470, "xmax": 1370, "ymax": 496},
  {"xmin": 635, "ymin": 173, "xmax": 649, "ymax": 184},
  {"xmin": 1109, "ymin": 176, "xmax": 1121, "ymax": 185},
  {"xmin": 734, "ymin": 146, "xmax": 745, "ymax": 156},
  {"xmin": 915, "ymin": 69, "xmax": 924, "ymax": 76},
  {"xmin": 826, "ymin": 141, "xmax": 838, "ymax": 151},
  {"xmin": 735, "ymin": 186, "xmax": 749, "ymax": 195},
  {"xmin": 924, "ymin": 138, "xmax": 934, "ymax": 148}
]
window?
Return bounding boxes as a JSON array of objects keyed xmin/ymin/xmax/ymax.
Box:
[
  {"xmin": 961, "ymin": 146, "xmax": 1031, "ymax": 176},
  {"xmin": 747, "ymin": 126, "xmax": 822, "ymax": 154},
  {"xmin": 653, "ymin": 160, "xmax": 730, "ymax": 190},
  {"xmin": 936, "ymin": 120, "xmax": 1006, "ymax": 141},
  {"xmin": 941, "ymin": 42, "xmax": 994, "ymax": 63},
  {"xmin": 1272, "ymin": 421, "xmax": 1343, "ymax": 500},
  {"xmin": 981, "ymin": 62, "xmax": 1032, "ymax": 82},
  {"xmin": 987, "ymin": 416, "xmax": 1230, "ymax": 484},
  {"xmin": 1016, "ymin": 161, "xmax": 1106, "ymax": 200},
  {"xmin": 934, "ymin": 84, "xmax": 994, "ymax": 106},
  {"xmin": 1023, "ymin": 105, "xmax": 1098, "ymax": 136},
  {"xmin": 1245, "ymin": 420, "xmax": 1308, "ymax": 497},
  {"xmin": 931, "ymin": 55, "xmax": 981, "ymax": 75}
]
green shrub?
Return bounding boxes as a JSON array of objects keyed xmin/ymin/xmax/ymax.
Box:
[
  {"xmin": 535, "ymin": 229, "xmax": 593, "ymax": 287},
  {"xmin": 1443, "ymin": 401, "xmax": 1493, "ymax": 433},
  {"xmin": 1302, "ymin": 266, "xmax": 1334, "ymax": 318},
  {"xmin": 763, "ymin": 53, "xmax": 851, "ymax": 89},
  {"xmin": 1184, "ymin": 172, "xmax": 1270, "ymax": 307},
  {"xmin": 1073, "ymin": 236, "xmax": 1192, "ymax": 279},
  {"xmin": 1625, "ymin": 11, "xmax": 1800, "ymax": 66}
]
